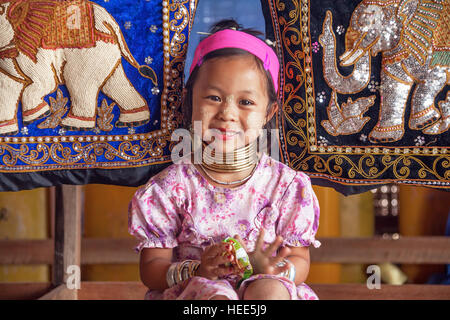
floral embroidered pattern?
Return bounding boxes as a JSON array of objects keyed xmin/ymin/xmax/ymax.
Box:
[
  {"xmin": 96, "ymin": 99, "xmax": 115, "ymax": 132},
  {"xmin": 128, "ymin": 152, "xmax": 321, "ymax": 299},
  {"xmin": 0, "ymin": 0, "xmax": 196, "ymax": 185},
  {"xmin": 37, "ymin": 88, "xmax": 69, "ymax": 129},
  {"xmin": 263, "ymin": 0, "xmax": 449, "ymax": 190}
]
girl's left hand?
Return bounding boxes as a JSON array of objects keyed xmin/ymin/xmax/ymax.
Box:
[{"xmin": 234, "ymin": 229, "xmax": 291, "ymax": 275}]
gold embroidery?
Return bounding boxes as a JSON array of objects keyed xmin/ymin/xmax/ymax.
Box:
[
  {"xmin": 96, "ymin": 99, "xmax": 115, "ymax": 132},
  {"xmin": 319, "ymin": 10, "xmax": 371, "ymax": 94},
  {"xmin": 37, "ymin": 88, "xmax": 68, "ymax": 129},
  {"xmin": 269, "ymin": 0, "xmax": 449, "ymax": 186},
  {"xmin": 321, "ymin": 91, "xmax": 375, "ymax": 136},
  {"xmin": 42, "ymin": 0, "xmax": 97, "ymax": 49},
  {"xmin": 0, "ymin": 0, "xmax": 196, "ymax": 172}
]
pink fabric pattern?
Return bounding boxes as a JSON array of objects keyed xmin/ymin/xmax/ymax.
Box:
[{"xmin": 128, "ymin": 152, "xmax": 320, "ymax": 300}]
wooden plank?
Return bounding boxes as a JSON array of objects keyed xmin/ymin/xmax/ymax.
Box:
[
  {"xmin": 0, "ymin": 282, "xmax": 52, "ymax": 300},
  {"xmin": 80, "ymin": 238, "xmax": 139, "ymax": 264},
  {"xmin": 311, "ymin": 283, "xmax": 450, "ymax": 300},
  {"xmin": 310, "ymin": 237, "xmax": 450, "ymax": 264},
  {"xmin": 1, "ymin": 237, "xmax": 449, "ymax": 265},
  {"xmin": 0, "ymin": 239, "xmax": 53, "ymax": 264},
  {"xmin": 77, "ymin": 281, "xmax": 148, "ymax": 300},
  {"xmin": 37, "ymin": 284, "xmax": 74, "ymax": 300},
  {"xmin": 50, "ymin": 185, "xmax": 83, "ymax": 300},
  {"xmin": 1, "ymin": 282, "xmax": 449, "ymax": 300},
  {"xmin": 0, "ymin": 238, "xmax": 139, "ymax": 265},
  {"xmin": 74, "ymin": 282, "xmax": 450, "ymax": 300}
]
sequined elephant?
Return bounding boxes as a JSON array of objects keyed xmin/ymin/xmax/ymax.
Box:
[
  {"xmin": 319, "ymin": 0, "xmax": 449, "ymax": 143},
  {"xmin": 0, "ymin": 0, "xmax": 157, "ymax": 134}
]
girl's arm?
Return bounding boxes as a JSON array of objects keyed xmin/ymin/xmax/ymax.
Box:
[
  {"xmin": 139, "ymin": 247, "xmax": 173, "ymax": 291},
  {"xmin": 140, "ymin": 244, "xmax": 237, "ymax": 291},
  {"xmin": 285, "ymin": 246, "xmax": 310, "ymax": 285}
]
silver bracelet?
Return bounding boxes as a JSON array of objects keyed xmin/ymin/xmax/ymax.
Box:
[
  {"xmin": 166, "ymin": 262, "xmax": 178, "ymax": 288},
  {"xmin": 166, "ymin": 260, "xmax": 201, "ymax": 287},
  {"xmin": 277, "ymin": 258, "xmax": 296, "ymax": 282}
]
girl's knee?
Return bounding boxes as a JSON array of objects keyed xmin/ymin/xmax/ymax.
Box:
[
  {"xmin": 210, "ymin": 295, "xmax": 231, "ymax": 300},
  {"xmin": 243, "ymin": 278, "xmax": 291, "ymax": 300}
]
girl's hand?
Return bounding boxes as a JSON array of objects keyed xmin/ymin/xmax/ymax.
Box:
[
  {"xmin": 196, "ymin": 242, "xmax": 241, "ymax": 280},
  {"xmin": 235, "ymin": 229, "xmax": 291, "ymax": 275}
]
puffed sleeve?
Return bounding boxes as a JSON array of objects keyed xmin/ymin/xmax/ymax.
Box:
[
  {"xmin": 128, "ymin": 176, "xmax": 183, "ymax": 252},
  {"xmin": 276, "ymin": 172, "xmax": 321, "ymax": 248}
]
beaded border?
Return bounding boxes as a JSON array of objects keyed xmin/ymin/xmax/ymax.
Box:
[
  {"xmin": 271, "ymin": 0, "xmax": 449, "ymax": 186},
  {"xmin": 0, "ymin": 0, "xmax": 196, "ymax": 172},
  {"xmin": 299, "ymin": 0, "xmax": 448, "ymax": 157}
]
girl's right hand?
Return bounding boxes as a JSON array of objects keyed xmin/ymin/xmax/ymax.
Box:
[{"xmin": 196, "ymin": 242, "xmax": 239, "ymax": 280}]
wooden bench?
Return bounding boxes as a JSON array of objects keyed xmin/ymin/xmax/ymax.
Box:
[
  {"xmin": 1, "ymin": 237, "xmax": 449, "ymax": 299},
  {"xmin": 1, "ymin": 281, "xmax": 449, "ymax": 300},
  {"xmin": 0, "ymin": 186, "xmax": 449, "ymax": 300}
]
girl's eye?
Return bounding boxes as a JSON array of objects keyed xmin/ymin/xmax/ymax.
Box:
[
  {"xmin": 207, "ymin": 96, "xmax": 221, "ymax": 102},
  {"xmin": 240, "ymin": 99, "xmax": 254, "ymax": 106}
]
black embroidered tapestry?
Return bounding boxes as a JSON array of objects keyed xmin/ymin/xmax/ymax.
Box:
[
  {"xmin": 261, "ymin": 0, "xmax": 449, "ymax": 194},
  {"xmin": 0, "ymin": 0, "xmax": 196, "ymax": 191}
]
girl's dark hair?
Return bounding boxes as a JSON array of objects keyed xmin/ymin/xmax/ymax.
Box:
[{"xmin": 182, "ymin": 19, "xmax": 280, "ymax": 147}]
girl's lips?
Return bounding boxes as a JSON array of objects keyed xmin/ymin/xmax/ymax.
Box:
[
  {"xmin": 210, "ymin": 128, "xmax": 240, "ymax": 140},
  {"xmin": 217, "ymin": 132, "xmax": 238, "ymax": 140},
  {"xmin": 216, "ymin": 128, "xmax": 237, "ymax": 133}
]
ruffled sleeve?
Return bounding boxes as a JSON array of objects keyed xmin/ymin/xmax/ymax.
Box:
[
  {"xmin": 276, "ymin": 172, "xmax": 321, "ymax": 248},
  {"xmin": 128, "ymin": 174, "xmax": 183, "ymax": 252}
]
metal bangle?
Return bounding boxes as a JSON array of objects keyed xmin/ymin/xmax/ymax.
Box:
[
  {"xmin": 166, "ymin": 263, "xmax": 178, "ymax": 287},
  {"xmin": 288, "ymin": 262, "xmax": 296, "ymax": 282},
  {"xmin": 277, "ymin": 258, "xmax": 296, "ymax": 282},
  {"xmin": 166, "ymin": 260, "xmax": 201, "ymax": 288},
  {"xmin": 176, "ymin": 261, "xmax": 184, "ymax": 284}
]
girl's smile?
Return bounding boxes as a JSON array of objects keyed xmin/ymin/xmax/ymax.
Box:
[{"xmin": 215, "ymin": 128, "xmax": 239, "ymax": 140}]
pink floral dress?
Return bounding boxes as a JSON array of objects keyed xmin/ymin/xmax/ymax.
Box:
[{"xmin": 128, "ymin": 152, "xmax": 321, "ymax": 300}]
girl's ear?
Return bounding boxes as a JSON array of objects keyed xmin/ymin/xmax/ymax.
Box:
[{"xmin": 265, "ymin": 102, "xmax": 279, "ymax": 125}]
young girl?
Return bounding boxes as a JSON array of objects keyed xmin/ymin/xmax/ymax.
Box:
[{"xmin": 128, "ymin": 20, "xmax": 321, "ymax": 300}]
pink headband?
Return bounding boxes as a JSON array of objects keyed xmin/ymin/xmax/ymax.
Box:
[{"xmin": 190, "ymin": 29, "xmax": 280, "ymax": 92}]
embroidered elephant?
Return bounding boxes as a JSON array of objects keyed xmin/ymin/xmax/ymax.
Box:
[
  {"xmin": 319, "ymin": 0, "xmax": 449, "ymax": 143},
  {"xmin": 0, "ymin": 0, "xmax": 157, "ymax": 134}
]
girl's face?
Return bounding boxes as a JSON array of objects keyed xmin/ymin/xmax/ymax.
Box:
[{"xmin": 191, "ymin": 55, "xmax": 277, "ymax": 153}]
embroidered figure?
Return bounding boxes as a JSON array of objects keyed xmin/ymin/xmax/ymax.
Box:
[
  {"xmin": 321, "ymin": 91, "xmax": 376, "ymax": 136},
  {"xmin": 423, "ymin": 92, "xmax": 450, "ymax": 135},
  {"xmin": 97, "ymin": 99, "xmax": 115, "ymax": 132},
  {"xmin": 319, "ymin": 0, "xmax": 449, "ymax": 143},
  {"xmin": 37, "ymin": 88, "xmax": 68, "ymax": 129},
  {"xmin": 0, "ymin": 0, "xmax": 158, "ymax": 134}
]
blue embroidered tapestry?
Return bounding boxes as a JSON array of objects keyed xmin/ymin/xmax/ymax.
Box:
[
  {"xmin": 0, "ymin": 0, "xmax": 196, "ymax": 190},
  {"xmin": 261, "ymin": 0, "xmax": 449, "ymax": 194},
  {"xmin": 0, "ymin": 0, "xmax": 448, "ymax": 194}
]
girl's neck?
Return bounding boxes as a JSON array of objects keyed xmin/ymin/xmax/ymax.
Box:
[
  {"xmin": 191, "ymin": 152, "xmax": 261, "ymax": 189},
  {"xmin": 201, "ymin": 140, "xmax": 258, "ymax": 173}
]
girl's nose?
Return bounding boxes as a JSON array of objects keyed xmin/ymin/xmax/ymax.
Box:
[{"xmin": 218, "ymin": 97, "xmax": 238, "ymax": 121}]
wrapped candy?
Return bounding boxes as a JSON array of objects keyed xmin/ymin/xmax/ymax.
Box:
[{"xmin": 222, "ymin": 237, "xmax": 253, "ymax": 280}]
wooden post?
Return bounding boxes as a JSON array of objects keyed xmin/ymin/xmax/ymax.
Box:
[{"xmin": 40, "ymin": 185, "xmax": 83, "ymax": 300}]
